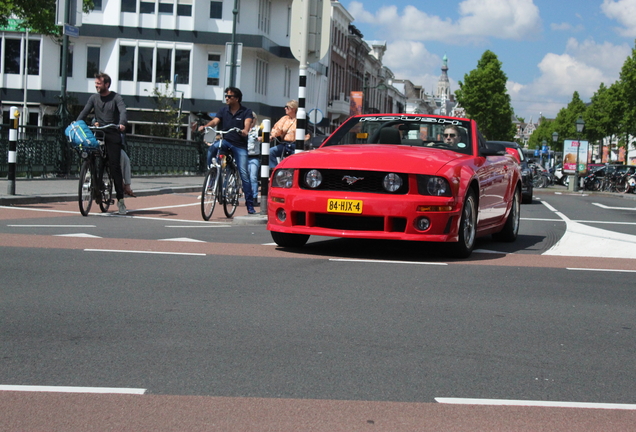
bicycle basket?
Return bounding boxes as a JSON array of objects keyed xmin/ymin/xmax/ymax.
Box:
[{"xmin": 65, "ymin": 120, "xmax": 100, "ymax": 149}]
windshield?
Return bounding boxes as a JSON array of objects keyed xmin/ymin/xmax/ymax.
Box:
[{"xmin": 323, "ymin": 115, "xmax": 473, "ymax": 155}]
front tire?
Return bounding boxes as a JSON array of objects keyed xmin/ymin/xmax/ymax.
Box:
[
  {"xmin": 271, "ymin": 231, "xmax": 310, "ymax": 248},
  {"xmin": 78, "ymin": 161, "xmax": 93, "ymax": 217},
  {"xmin": 201, "ymin": 167, "xmax": 219, "ymax": 221},
  {"xmin": 493, "ymin": 187, "xmax": 520, "ymax": 242},
  {"xmin": 447, "ymin": 189, "xmax": 477, "ymax": 258}
]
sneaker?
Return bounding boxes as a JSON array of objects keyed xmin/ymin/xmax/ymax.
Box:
[
  {"xmin": 117, "ymin": 199, "xmax": 127, "ymax": 215},
  {"xmin": 247, "ymin": 204, "xmax": 256, "ymax": 214}
]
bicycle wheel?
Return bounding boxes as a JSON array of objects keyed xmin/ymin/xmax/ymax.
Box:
[
  {"xmin": 223, "ymin": 165, "xmax": 240, "ymax": 218},
  {"xmin": 99, "ymin": 164, "xmax": 113, "ymax": 213},
  {"xmin": 201, "ymin": 166, "xmax": 219, "ymax": 221},
  {"xmin": 78, "ymin": 160, "xmax": 93, "ymax": 216}
]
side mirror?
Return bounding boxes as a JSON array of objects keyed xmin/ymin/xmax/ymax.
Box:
[{"xmin": 480, "ymin": 142, "xmax": 506, "ymax": 157}]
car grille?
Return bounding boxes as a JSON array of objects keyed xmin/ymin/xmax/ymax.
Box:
[
  {"xmin": 292, "ymin": 211, "xmax": 407, "ymax": 232},
  {"xmin": 298, "ymin": 169, "xmax": 408, "ymax": 194}
]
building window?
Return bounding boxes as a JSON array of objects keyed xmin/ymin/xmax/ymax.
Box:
[
  {"xmin": 255, "ymin": 56, "xmax": 268, "ymax": 96},
  {"xmin": 27, "ymin": 40, "xmax": 40, "ymax": 75},
  {"xmin": 59, "ymin": 44, "xmax": 73, "ymax": 77},
  {"xmin": 207, "ymin": 53, "xmax": 220, "ymax": 86},
  {"xmin": 4, "ymin": 39, "xmax": 21, "ymax": 74},
  {"xmin": 177, "ymin": 0, "xmax": 192, "ymax": 16},
  {"xmin": 119, "ymin": 45, "xmax": 134, "ymax": 81},
  {"xmin": 137, "ymin": 47, "xmax": 153, "ymax": 82},
  {"xmin": 156, "ymin": 48, "xmax": 171, "ymax": 82},
  {"xmin": 284, "ymin": 65, "xmax": 292, "ymax": 98},
  {"xmin": 175, "ymin": 49, "xmax": 190, "ymax": 84},
  {"xmin": 93, "ymin": 0, "xmax": 102, "ymax": 10},
  {"xmin": 258, "ymin": 0, "xmax": 271, "ymax": 33},
  {"xmin": 121, "ymin": 0, "xmax": 137, "ymax": 13},
  {"xmin": 159, "ymin": 0, "xmax": 173, "ymax": 14},
  {"xmin": 86, "ymin": 46, "xmax": 100, "ymax": 78},
  {"xmin": 140, "ymin": 1, "xmax": 155, "ymax": 14},
  {"xmin": 210, "ymin": 1, "xmax": 222, "ymax": 19}
]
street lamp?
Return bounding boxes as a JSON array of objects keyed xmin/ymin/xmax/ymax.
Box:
[
  {"xmin": 574, "ymin": 116, "xmax": 585, "ymax": 191},
  {"xmin": 363, "ymin": 78, "xmax": 392, "ymax": 114},
  {"xmin": 552, "ymin": 131, "xmax": 558, "ymax": 168}
]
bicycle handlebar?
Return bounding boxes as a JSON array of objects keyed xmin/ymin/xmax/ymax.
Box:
[
  {"xmin": 89, "ymin": 124, "xmax": 121, "ymax": 130},
  {"xmin": 203, "ymin": 126, "xmax": 242, "ymax": 136}
]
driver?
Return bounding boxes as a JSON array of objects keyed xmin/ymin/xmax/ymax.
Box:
[{"xmin": 443, "ymin": 125, "xmax": 462, "ymax": 147}]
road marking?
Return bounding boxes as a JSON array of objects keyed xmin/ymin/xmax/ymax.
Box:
[
  {"xmin": 137, "ymin": 202, "xmax": 200, "ymax": 211},
  {"xmin": 55, "ymin": 233, "xmax": 102, "ymax": 238},
  {"xmin": 85, "ymin": 249, "xmax": 205, "ymax": 256},
  {"xmin": 593, "ymin": 203, "xmax": 636, "ymax": 211},
  {"xmin": 158, "ymin": 237, "xmax": 206, "ymax": 243},
  {"xmin": 8, "ymin": 224, "xmax": 96, "ymax": 227},
  {"xmin": 0, "ymin": 385, "xmax": 146, "ymax": 395},
  {"xmin": 567, "ymin": 268, "xmax": 636, "ymax": 273},
  {"xmin": 165, "ymin": 225, "xmax": 232, "ymax": 228},
  {"xmin": 435, "ymin": 397, "xmax": 636, "ymax": 410},
  {"xmin": 0, "ymin": 206, "xmax": 78, "ymax": 214},
  {"xmin": 521, "ymin": 217, "xmax": 563, "ymax": 222},
  {"xmin": 330, "ymin": 258, "xmax": 447, "ymax": 266}
]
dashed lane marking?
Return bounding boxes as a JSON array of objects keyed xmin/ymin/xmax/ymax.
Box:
[
  {"xmin": 567, "ymin": 267, "xmax": 636, "ymax": 273},
  {"xmin": 330, "ymin": 258, "xmax": 447, "ymax": 266},
  {"xmin": 158, "ymin": 237, "xmax": 206, "ymax": 243},
  {"xmin": 435, "ymin": 397, "xmax": 636, "ymax": 410},
  {"xmin": 55, "ymin": 233, "xmax": 102, "ymax": 238},
  {"xmin": 0, "ymin": 385, "xmax": 146, "ymax": 395},
  {"xmin": 85, "ymin": 249, "xmax": 206, "ymax": 256}
]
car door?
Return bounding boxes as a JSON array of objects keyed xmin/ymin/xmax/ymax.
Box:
[{"xmin": 476, "ymin": 133, "xmax": 510, "ymax": 226}]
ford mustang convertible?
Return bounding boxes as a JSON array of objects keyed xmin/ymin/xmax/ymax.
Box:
[{"xmin": 266, "ymin": 114, "xmax": 521, "ymax": 258}]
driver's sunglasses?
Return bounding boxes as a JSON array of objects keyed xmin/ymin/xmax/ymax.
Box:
[
  {"xmin": 443, "ymin": 133, "xmax": 457, "ymax": 138},
  {"xmin": 224, "ymin": 94, "xmax": 236, "ymax": 99}
]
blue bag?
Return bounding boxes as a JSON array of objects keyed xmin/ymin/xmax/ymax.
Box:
[{"xmin": 65, "ymin": 120, "xmax": 99, "ymax": 149}]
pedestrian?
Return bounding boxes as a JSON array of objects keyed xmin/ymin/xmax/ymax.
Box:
[
  {"xmin": 247, "ymin": 115, "xmax": 261, "ymax": 206},
  {"xmin": 198, "ymin": 87, "xmax": 256, "ymax": 214},
  {"xmin": 77, "ymin": 72, "xmax": 129, "ymax": 215}
]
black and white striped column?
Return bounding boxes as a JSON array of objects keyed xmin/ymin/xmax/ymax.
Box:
[
  {"xmin": 296, "ymin": 68, "xmax": 307, "ymax": 151},
  {"xmin": 7, "ymin": 106, "xmax": 19, "ymax": 195},
  {"xmin": 260, "ymin": 119, "xmax": 270, "ymax": 215}
]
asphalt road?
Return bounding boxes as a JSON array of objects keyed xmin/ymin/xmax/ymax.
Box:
[{"xmin": 1, "ymin": 188, "xmax": 636, "ymax": 430}]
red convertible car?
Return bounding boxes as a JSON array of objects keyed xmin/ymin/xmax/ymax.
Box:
[{"xmin": 267, "ymin": 114, "xmax": 521, "ymax": 258}]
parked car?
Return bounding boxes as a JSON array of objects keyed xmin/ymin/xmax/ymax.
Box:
[
  {"xmin": 489, "ymin": 141, "xmax": 533, "ymax": 204},
  {"xmin": 267, "ymin": 113, "xmax": 522, "ymax": 258}
]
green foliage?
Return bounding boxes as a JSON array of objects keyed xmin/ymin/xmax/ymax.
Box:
[
  {"xmin": 0, "ymin": 0, "xmax": 93, "ymax": 36},
  {"xmin": 619, "ymin": 41, "xmax": 636, "ymax": 143},
  {"xmin": 140, "ymin": 82, "xmax": 184, "ymax": 139},
  {"xmin": 455, "ymin": 50, "xmax": 515, "ymax": 141},
  {"xmin": 527, "ymin": 116, "xmax": 555, "ymax": 149},
  {"xmin": 551, "ymin": 91, "xmax": 587, "ymax": 143}
]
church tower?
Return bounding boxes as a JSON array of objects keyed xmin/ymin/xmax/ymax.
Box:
[{"xmin": 436, "ymin": 54, "xmax": 451, "ymax": 99}]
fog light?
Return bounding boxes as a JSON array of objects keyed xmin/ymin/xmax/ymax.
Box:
[
  {"xmin": 415, "ymin": 217, "xmax": 430, "ymax": 231},
  {"xmin": 276, "ymin": 208, "xmax": 287, "ymax": 222}
]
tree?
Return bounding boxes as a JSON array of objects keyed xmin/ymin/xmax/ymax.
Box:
[
  {"xmin": 139, "ymin": 82, "xmax": 184, "ymax": 139},
  {"xmin": 455, "ymin": 50, "xmax": 515, "ymax": 141},
  {"xmin": 618, "ymin": 40, "xmax": 636, "ymax": 150},
  {"xmin": 527, "ymin": 116, "xmax": 554, "ymax": 149},
  {"xmin": 0, "ymin": 0, "xmax": 93, "ymax": 36}
]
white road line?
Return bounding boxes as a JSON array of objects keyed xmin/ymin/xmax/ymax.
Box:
[
  {"xmin": 85, "ymin": 249, "xmax": 205, "ymax": 256},
  {"xmin": 137, "ymin": 202, "xmax": 201, "ymax": 211},
  {"xmin": 0, "ymin": 206, "xmax": 78, "ymax": 214},
  {"xmin": 165, "ymin": 225, "xmax": 232, "ymax": 228},
  {"xmin": 567, "ymin": 268, "xmax": 636, "ymax": 273},
  {"xmin": 435, "ymin": 397, "xmax": 636, "ymax": 410},
  {"xmin": 0, "ymin": 385, "xmax": 146, "ymax": 395},
  {"xmin": 593, "ymin": 202, "xmax": 636, "ymax": 211},
  {"xmin": 55, "ymin": 233, "xmax": 102, "ymax": 238},
  {"xmin": 158, "ymin": 237, "xmax": 206, "ymax": 243},
  {"xmin": 8, "ymin": 224, "xmax": 96, "ymax": 227},
  {"xmin": 521, "ymin": 217, "xmax": 563, "ymax": 222},
  {"xmin": 330, "ymin": 258, "xmax": 447, "ymax": 266}
]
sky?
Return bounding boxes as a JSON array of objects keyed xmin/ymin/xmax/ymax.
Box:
[{"xmin": 343, "ymin": 0, "xmax": 636, "ymax": 122}]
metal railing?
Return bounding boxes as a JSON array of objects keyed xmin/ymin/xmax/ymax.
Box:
[{"xmin": 0, "ymin": 124, "xmax": 207, "ymax": 178}]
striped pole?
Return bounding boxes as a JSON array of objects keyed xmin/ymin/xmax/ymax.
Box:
[
  {"xmin": 260, "ymin": 119, "xmax": 271, "ymax": 215},
  {"xmin": 7, "ymin": 106, "xmax": 19, "ymax": 195},
  {"xmin": 296, "ymin": 68, "xmax": 307, "ymax": 151}
]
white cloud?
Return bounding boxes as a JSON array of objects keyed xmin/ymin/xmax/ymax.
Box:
[
  {"xmin": 601, "ymin": 0, "xmax": 636, "ymax": 37},
  {"xmin": 347, "ymin": 0, "xmax": 541, "ymax": 43},
  {"xmin": 382, "ymin": 41, "xmax": 445, "ymax": 94},
  {"xmin": 551, "ymin": 22, "xmax": 584, "ymax": 32}
]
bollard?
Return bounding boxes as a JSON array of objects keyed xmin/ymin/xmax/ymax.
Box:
[
  {"xmin": 7, "ymin": 106, "xmax": 20, "ymax": 195},
  {"xmin": 296, "ymin": 68, "xmax": 307, "ymax": 152},
  {"xmin": 260, "ymin": 119, "xmax": 271, "ymax": 215}
]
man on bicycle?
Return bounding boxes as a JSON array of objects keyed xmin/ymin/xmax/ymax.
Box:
[
  {"xmin": 77, "ymin": 72, "xmax": 128, "ymax": 215},
  {"xmin": 198, "ymin": 87, "xmax": 256, "ymax": 214}
]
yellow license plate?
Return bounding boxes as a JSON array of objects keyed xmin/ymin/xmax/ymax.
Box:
[{"xmin": 327, "ymin": 199, "xmax": 363, "ymax": 214}]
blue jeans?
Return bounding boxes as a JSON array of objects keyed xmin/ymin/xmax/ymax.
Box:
[
  {"xmin": 248, "ymin": 156, "xmax": 260, "ymax": 200},
  {"xmin": 206, "ymin": 140, "xmax": 221, "ymax": 168},
  {"xmin": 218, "ymin": 140, "xmax": 253, "ymax": 207},
  {"xmin": 269, "ymin": 142, "xmax": 295, "ymax": 169}
]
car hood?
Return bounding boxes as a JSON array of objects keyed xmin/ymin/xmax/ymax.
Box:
[{"xmin": 279, "ymin": 144, "xmax": 466, "ymax": 174}]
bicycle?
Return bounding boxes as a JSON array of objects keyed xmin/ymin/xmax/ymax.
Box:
[
  {"xmin": 200, "ymin": 126, "xmax": 244, "ymax": 220},
  {"xmin": 71, "ymin": 124, "xmax": 119, "ymax": 216}
]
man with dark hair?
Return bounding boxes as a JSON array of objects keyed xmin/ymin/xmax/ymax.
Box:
[
  {"xmin": 199, "ymin": 87, "xmax": 255, "ymax": 214},
  {"xmin": 77, "ymin": 72, "xmax": 128, "ymax": 214}
]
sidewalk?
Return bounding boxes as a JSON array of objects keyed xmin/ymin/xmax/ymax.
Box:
[{"xmin": 0, "ymin": 175, "xmax": 268, "ymax": 224}]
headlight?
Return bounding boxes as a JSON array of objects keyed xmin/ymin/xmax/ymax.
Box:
[
  {"xmin": 383, "ymin": 173, "xmax": 403, "ymax": 192},
  {"xmin": 304, "ymin": 169, "xmax": 323, "ymax": 188},
  {"xmin": 417, "ymin": 175, "xmax": 452, "ymax": 196},
  {"xmin": 273, "ymin": 169, "xmax": 294, "ymax": 188}
]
